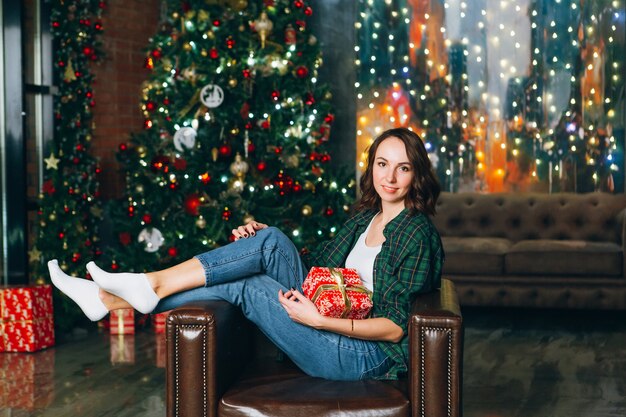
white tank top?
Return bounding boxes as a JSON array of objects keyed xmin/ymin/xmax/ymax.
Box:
[{"xmin": 345, "ymin": 214, "xmax": 382, "ymax": 292}]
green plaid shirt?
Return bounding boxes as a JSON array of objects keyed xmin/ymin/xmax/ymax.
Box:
[{"xmin": 302, "ymin": 208, "xmax": 444, "ymax": 380}]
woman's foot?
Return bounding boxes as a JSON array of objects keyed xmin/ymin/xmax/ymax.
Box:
[
  {"xmin": 47, "ymin": 260, "xmax": 108, "ymax": 321},
  {"xmin": 86, "ymin": 262, "xmax": 160, "ymax": 314}
]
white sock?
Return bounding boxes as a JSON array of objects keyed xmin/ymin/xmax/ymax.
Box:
[
  {"xmin": 47, "ymin": 260, "xmax": 109, "ymax": 322},
  {"xmin": 86, "ymin": 261, "xmax": 160, "ymax": 314}
]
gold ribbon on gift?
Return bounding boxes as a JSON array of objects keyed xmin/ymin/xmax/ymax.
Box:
[{"xmin": 310, "ymin": 268, "xmax": 373, "ymax": 319}]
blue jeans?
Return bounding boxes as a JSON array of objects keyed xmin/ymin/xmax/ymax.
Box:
[{"xmin": 155, "ymin": 227, "xmax": 392, "ymax": 380}]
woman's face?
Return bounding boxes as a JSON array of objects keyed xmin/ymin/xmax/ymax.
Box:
[{"xmin": 372, "ymin": 136, "xmax": 414, "ymax": 209}]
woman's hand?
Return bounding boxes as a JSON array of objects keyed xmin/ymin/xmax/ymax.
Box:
[
  {"xmin": 232, "ymin": 221, "xmax": 268, "ymax": 240},
  {"xmin": 278, "ymin": 289, "xmax": 324, "ymax": 328}
]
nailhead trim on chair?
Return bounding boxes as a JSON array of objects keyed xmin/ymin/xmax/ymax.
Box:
[
  {"xmin": 175, "ymin": 324, "xmax": 208, "ymax": 417},
  {"xmin": 421, "ymin": 327, "xmax": 453, "ymax": 417}
]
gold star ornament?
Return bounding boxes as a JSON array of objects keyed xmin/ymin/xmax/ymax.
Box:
[
  {"xmin": 28, "ymin": 247, "xmax": 42, "ymax": 262},
  {"xmin": 44, "ymin": 153, "xmax": 60, "ymax": 170}
]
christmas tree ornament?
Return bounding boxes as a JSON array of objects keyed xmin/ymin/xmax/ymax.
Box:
[
  {"xmin": 229, "ymin": 153, "xmax": 249, "ymax": 178},
  {"xmin": 173, "ymin": 126, "xmax": 197, "ymax": 152},
  {"xmin": 44, "ymin": 153, "xmax": 61, "ymax": 170},
  {"xmin": 219, "ymin": 143, "xmax": 232, "ymax": 157},
  {"xmin": 211, "ymin": 147, "xmax": 219, "ymax": 161},
  {"xmin": 137, "ymin": 145, "xmax": 147, "ymax": 157},
  {"xmin": 295, "ymin": 65, "xmax": 309, "ymax": 78},
  {"xmin": 184, "ymin": 193, "xmax": 202, "ymax": 215},
  {"xmin": 253, "ymin": 11, "xmax": 273, "ymax": 48},
  {"xmin": 301, "ymin": 205, "xmax": 312, "ymax": 216},
  {"xmin": 64, "ymin": 58, "xmax": 77, "ymax": 82},
  {"xmin": 228, "ymin": 77, "xmax": 238, "ymax": 88},
  {"xmin": 285, "ymin": 24, "xmax": 296, "ymax": 45},
  {"xmin": 196, "ymin": 216, "xmax": 207, "ymax": 229},
  {"xmin": 137, "ymin": 227, "xmax": 164, "ymax": 253},
  {"xmin": 200, "ymin": 84, "xmax": 224, "ymax": 108}
]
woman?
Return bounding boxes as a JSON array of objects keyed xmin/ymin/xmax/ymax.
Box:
[{"xmin": 48, "ymin": 127, "xmax": 444, "ymax": 381}]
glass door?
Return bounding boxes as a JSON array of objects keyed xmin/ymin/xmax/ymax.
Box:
[{"xmin": 0, "ymin": 0, "xmax": 51, "ymax": 284}]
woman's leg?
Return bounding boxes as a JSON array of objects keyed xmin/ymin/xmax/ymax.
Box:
[
  {"xmin": 192, "ymin": 226, "xmax": 307, "ymax": 290},
  {"xmin": 86, "ymin": 226, "xmax": 305, "ymax": 314},
  {"xmin": 156, "ymin": 274, "xmax": 392, "ymax": 381}
]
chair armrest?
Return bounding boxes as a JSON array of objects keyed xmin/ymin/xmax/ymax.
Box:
[
  {"xmin": 408, "ymin": 279, "xmax": 463, "ymax": 417},
  {"xmin": 166, "ymin": 300, "xmax": 254, "ymax": 417}
]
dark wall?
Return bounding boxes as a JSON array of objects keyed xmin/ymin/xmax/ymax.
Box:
[{"xmin": 310, "ymin": 0, "xmax": 356, "ymax": 172}]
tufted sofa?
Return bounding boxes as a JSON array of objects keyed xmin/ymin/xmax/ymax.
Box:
[{"xmin": 432, "ymin": 192, "xmax": 626, "ymax": 309}]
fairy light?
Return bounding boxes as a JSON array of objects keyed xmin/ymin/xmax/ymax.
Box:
[{"xmin": 355, "ymin": 0, "xmax": 623, "ymax": 190}]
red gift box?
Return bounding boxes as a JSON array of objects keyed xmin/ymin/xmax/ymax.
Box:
[
  {"xmin": 110, "ymin": 334, "xmax": 136, "ymax": 364},
  {"xmin": 0, "ymin": 349, "xmax": 55, "ymax": 410},
  {"xmin": 109, "ymin": 308, "xmax": 135, "ymax": 334},
  {"xmin": 152, "ymin": 311, "xmax": 170, "ymax": 334},
  {"xmin": 302, "ymin": 267, "xmax": 373, "ymax": 320},
  {"xmin": 0, "ymin": 285, "xmax": 55, "ymax": 352}
]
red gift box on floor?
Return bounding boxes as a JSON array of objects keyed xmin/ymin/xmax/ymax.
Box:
[
  {"xmin": 302, "ymin": 267, "xmax": 373, "ymax": 320},
  {"xmin": 109, "ymin": 308, "xmax": 135, "ymax": 334},
  {"xmin": 0, "ymin": 285, "xmax": 55, "ymax": 352},
  {"xmin": 110, "ymin": 334, "xmax": 136, "ymax": 364},
  {"xmin": 0, "ymin": 349, "xmax": 55, "ymax": 410},
  {"xmin": 152, "ymin": 311, "xmax": 170, "ymax": 334}
]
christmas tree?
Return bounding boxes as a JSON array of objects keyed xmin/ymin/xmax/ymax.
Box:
[
  {"xmin": 30, "ymin": 0, "xmax": 106, "ymax": 331},
  {"xmin": 108, "ymin": 0, "xmax": 355, "ymax": 273}
]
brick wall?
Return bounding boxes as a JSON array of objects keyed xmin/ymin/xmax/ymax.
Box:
[{"xmin": 91, "ymin": 0, "xmax": 161, "ymax": 199}]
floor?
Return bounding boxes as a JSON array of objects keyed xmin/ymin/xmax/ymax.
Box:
[{"xmin": 1, "ymin": 308, "xmax": 625, "ymax": 417}]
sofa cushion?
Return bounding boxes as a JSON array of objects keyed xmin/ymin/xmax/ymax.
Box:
[
  {"xmin": 220, "ymin": 360, "xmax": 409, "ymax": 417},
  {"xmin": 442, "ymin": 237, "xmax": 513, "ymax": 275},
  {"xmin": 506, "ymin": 240, "xmax": 623, "ymax": 276}
]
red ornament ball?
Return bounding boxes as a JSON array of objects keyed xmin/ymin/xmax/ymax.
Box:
[
  {"xmin": 111, "ymin": 262, "xmax": 119, "ymax": 271},
  {"xmin": 219, "ymin": 144, "xmax": 232, "ymax": 157},
  {"xmin": 294, "ymin": 0, "xmax": 304, "ymax": 7},
  {"xmin": 295, "ymin": 65, "xmax": 309, "ymax": 78},
  {"xmin": 145, "ymin": 101, "xmax": 156, "ymax": 111},
  {"xmin": 304, "ymin": 92, "xmax": 315, "ymax": 105},
  {"xmin": 209, "ymin": 47, "xmax": 219, "ymax": 59},
  {"xmin": 151, "ymin": 49, "xmax": 162, "ymax": 59},
  {"xmin": 184, "ymin": 194, "xmax": 201, "ymax": 216},
  {"xmin": 173, "ymin": 158, "xmax": 187, "ymax": 171},
  {"xmin": 271, "ymin": 90, "xmax": 280, "ymax": 101},
  {"xmin": 304, "ymin": 6, "xmax": 313, "ymax": 16},
  {"xmin": 257, "ymin": 161, "xmax": 267, "ymax": 171},
  {"xmin": 226, "ymin": 37, "xmax": 235, "ymax": 49},
  {"xmin": 167, "ymin": 247, "xmax": 179, "ymax": 257},
  {"xmin": 325, "ymin": 207, "xmax": 334, "ymax": 216},
  {"xmin": 142, "ymin": 214, "xmax": 152, "ymax": 224},
  {"xmin": 119, "ymin": 232, "xmax": 131, "ymax": 246}
]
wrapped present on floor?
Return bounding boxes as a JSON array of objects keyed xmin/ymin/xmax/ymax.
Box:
[
  {"xmin": 302, "ymin": 267, "xmax": 373, "ymax": 320},
  {"xmin": 0, "ymin": 285, "xmax": 55, "ymax": 352},
  {"xmin": 0, "ymin": 349, "xmax": 55, "ymax": 410},
  {"xmin": 152, "ymin": 311, "xmax": 170, "ymax": 334},
  {"xmin": 110, "ymin": 334, "xmax": 136, "ymax": 364},
  {"xmin": 109, "ymin": 308, "xmax": 135, "ymax": 334},
  {"xmin": 155, "ymin": 333, "xmax": 166, "ymax": 368}
]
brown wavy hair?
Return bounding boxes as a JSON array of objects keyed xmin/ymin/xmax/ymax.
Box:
[{"xmin": 355, "ymin": 127, "xmax": 440, "ymax": 216}]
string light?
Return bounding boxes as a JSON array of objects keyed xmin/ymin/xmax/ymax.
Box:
[{"xmin": 356, "ymin": 0, "xmax": 623, "ymax": 192}]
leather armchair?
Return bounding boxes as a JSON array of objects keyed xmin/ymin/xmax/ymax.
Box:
[{"xmin": 166, "ymin": 279, "xmax": 463, "ymax": 417}]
